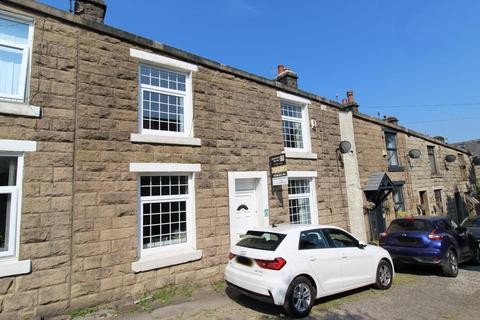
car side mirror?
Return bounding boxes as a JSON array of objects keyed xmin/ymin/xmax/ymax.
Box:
[{"xmin": 358, "ymin": 240, "xmax": 367, "ymax": 249}]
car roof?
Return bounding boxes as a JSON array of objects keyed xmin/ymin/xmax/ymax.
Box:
[
  {"xmin": 393, "ymin": 216, "xmax": 446, "ymax": 222},
  {"xmin": 251, "ymin": 223, "xmax": 338, "ymax": 234}
]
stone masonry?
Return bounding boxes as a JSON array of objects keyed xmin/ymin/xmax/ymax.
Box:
[{"xmin": 0, "ymin": 1, "xmax": 350, "ymax": 318}]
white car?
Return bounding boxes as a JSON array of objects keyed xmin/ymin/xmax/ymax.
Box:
[{"xmin": 224, "ymin": 224, "xmax": 394, "ymax": 317}]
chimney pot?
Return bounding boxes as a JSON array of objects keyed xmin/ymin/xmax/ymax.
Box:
[
  {"xmin": 74, "ymin": 0, "xmax": 107, "ymax": 23},
  {"xmin": 342, "ymin": 98, "xmax": 348, "ymax": 105},
  {"xmin": 346, "ymin": 90, "xmax": 354, "ymax": 104},
  {"xmin": 277, "ymin": 64, "xmax": 285, "ymax": 74}
]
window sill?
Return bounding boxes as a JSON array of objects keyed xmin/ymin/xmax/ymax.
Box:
[
  {"xmin": 0, "ymin": 101, "xmax": 41, "ymax": 118},
  {"xmin": 131, "ymin": 249, "xmax": 202, "ymax": 273},
  {"xmin": 0, "ymin": 259, "xmax": 31, "ymax": 278},
  {"xmin": 388, "ymin": 166, "xmax": 404, "ymax": 172},
  {"xmin": 284, "ymin": 151, "xmax": 318, "ymax": 160},
  {"xmin": 130, "ymin": 133, "xmax": 201, "ymax": 147}
]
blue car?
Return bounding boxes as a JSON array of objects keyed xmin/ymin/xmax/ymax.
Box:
[{"xmin": 379, "ymin": 216, "xmax": 480, "ymax": 277}]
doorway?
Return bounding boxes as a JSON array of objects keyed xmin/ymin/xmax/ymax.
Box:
[{"xmin": 228, "ymin": 172, "xmax": 269, "ymax": 246}]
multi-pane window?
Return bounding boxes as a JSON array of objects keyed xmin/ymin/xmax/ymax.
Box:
[
  {"xmin": 0, "ymin": 14, "xmax": 32, "ymax": 101},
  {"xmin": 281, "ymin": 101, "xmax": 305, "ymax": 150},
  {"xmin": 458, "ymin": 154, "xmax": 468, "ymax": 180},
  {"xmin": 0, "ymin": 155, "xmax": 19, "ymax": 257},
  {"xmin": 140, "ymin": 175, "xmax": 190, "ymax": 250},
  {"xmin": 392, "ymin": 185, "xmax": 405, "ymax": 215},
  {"xmin": 427, "ymin": 146, "xmax": 438, "ymax": 175},
  {"xmin": 288, "ymin": 179, "xmax": 312, "ymax": 224},
  {"xmin": 140, "ymin": 65, "xmax": 187, "ymax": 135},
  {"xmin": 434, "ymin": 189, "xmax": 444, "ymax": 214},
  {"xmin": 385, "ymin": 132, "xmax": 400, "ymax": 168}
]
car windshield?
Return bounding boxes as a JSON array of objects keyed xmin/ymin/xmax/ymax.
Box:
[
  {"xmin": 236, "ymin": 231, "xmax": 286, "ymax": 251},
  {"xmin": 462, "ymin": 218, "xmax": 480, "ymax": 228},
  {"xmin": 388, "ymin": 219, "xmax": 433, "ymax": 232}
]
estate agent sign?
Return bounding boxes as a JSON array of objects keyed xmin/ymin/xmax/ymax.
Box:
[{"xmin": 269, "ymin": 154, "xmax": 288, "ymax": 186}]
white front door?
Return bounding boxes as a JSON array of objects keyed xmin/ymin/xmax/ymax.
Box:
[{"xmin": 231, "ymin": 178, "xmax": 258, "ymax": 245}]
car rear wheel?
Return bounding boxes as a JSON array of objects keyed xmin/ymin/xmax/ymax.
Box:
[
  {"xmin": 443, "ymin": 249, "xmax": 458, "ymax": 277},
  {"xmin": 374, "ymin": 260, "xmax": 393, "ymax": 290},
  {"xmin": 284, "ymin": 276, "xmax": 316, "ymax": 318}
]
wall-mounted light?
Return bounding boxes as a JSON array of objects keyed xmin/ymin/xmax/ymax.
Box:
[
  {"xmin": 408, "ymin": 149, "xmax": 421, "ymax": 159},
  {"xmin": 445, "ymin": 154, "xmax": 456, "ymax": 163},
  {"xmin": 339, "ymin": 141, "xmax": 352, "ymax": 154}
]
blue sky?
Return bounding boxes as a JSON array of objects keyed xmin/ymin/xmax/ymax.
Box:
[{"xmin": 41, "ymin": 0, "xmax": 480, "ymax": 142}]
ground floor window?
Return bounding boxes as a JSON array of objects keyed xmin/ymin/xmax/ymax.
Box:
[
  {"xmin": 392, "ymin": 184, "xmax": 405, "ymax": 216},
  {"xmin": 288, "ymin": 178, "xmax": 314, "ymax": 224},
  {"xmin": 434, "ymin": 189, "xmax": 444, "ymax": 214},
  {"xmin": 0, "ymin": 155, "xmax": 20, "ymax": 258},
  {"xmin": 139, "ymin": 174, "xmax": 193, "ymax": 252}
]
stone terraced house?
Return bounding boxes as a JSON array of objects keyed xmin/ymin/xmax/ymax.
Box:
[{"xmin": 0, "ymin": 0, "xmax": 476, "ymax": 318}]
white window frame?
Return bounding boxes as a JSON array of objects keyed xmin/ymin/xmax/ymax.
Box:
[
  {"xmin": 130, "ymin": 49, "xmax": 199, "ymax": 146},
  {"xmin": 277, "ymin": 91, "xmax": 312, "ymax": 155},
  {"xmin": 0, "ymin": 10, "xmax": 34, "ymax": 102},
  {"xmin": 129, "ymin": 162, "xmax": 202, "ymax": 272},
  {"xmin": 287, "ymin": 171, "xmax": 318, "ymax": 224},
  {"xmin": 139, "ymin": 173, "xmax": 195, "ymax": 256},
  {"xmin": 0, "ymin": 139, "xmax": 35, "ymax": 278}
]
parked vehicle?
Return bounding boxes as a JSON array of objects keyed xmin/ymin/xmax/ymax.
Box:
[
  {"xmin": 379, "ymin": 216, "xmax": 480, "ymax": 277},
  {"xmin": 461, "ymin": 217, "xmax": 480, "ymax": 243},
  {"xmin": 224, "ymin": 224, "xmax": 394, "ymax": 318}
]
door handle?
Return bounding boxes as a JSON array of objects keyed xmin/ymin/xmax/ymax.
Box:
[
  {"xmin": 308, "ymin": 257, "xmax": 317, "ymax": 262},
  {"xmin": 341, "ymin": 256, "xmax": 348, "ymax": 259}
]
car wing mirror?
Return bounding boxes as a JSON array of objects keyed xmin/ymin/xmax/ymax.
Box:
[{"xmin": 358, "ymin": 240, "xmax": 367, "ymax": 249}]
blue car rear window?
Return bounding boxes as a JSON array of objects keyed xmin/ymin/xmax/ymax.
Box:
[{"xmin": 388, "ymin": 219, "xmax": 433, "ymax": 232}]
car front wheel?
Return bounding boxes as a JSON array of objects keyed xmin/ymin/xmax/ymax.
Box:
[
  {"xmin": 374, "ymin": 260, "xmax": 393, "ymax": 290},
  {"xmin": 284, "ymin": 276, "xmax": 316, "ymax": 318},
  {"xmin": 443, "ymin": 249, "xmax": 458, "ymax": 277}
]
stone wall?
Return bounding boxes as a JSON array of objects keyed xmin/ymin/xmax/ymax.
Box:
[{"xmin": 0, "ymin": 2, "xmax": 349, "ymax": 318}]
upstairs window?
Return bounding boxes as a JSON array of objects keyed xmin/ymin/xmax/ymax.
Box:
[
  {"xmin": 427, "ymin": 146, "xmax": 438, "ymax": 175},
  {"xmin": 385, "ymin": 132, "xmax": 402, "ymax": 171},
  {"xmin": 281, "ymin": 102, "xmax": 305, "ymax": 150},
  {"xmin": 140, "ymin": 65, "xmax": 190, "ymax": 136},
  {"xmin": 0, "ymin": 14, "xmax": 32, "ymax": 102}
]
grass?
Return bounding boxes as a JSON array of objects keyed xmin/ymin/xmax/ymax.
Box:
[
  {"xmin": 69, "ymin": 306, "xmax": 98, "ymax": 319},
  {"xmin": 212, "ymin": 280, "xmax": 227, "ymax": 293}
]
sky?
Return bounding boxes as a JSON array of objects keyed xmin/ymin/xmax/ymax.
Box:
[{"xmin": 39, "ymin": 0, "xmax": 480, "ymax": 143}]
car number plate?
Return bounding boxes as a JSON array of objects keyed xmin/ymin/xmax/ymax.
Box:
[{"xmin": 236, "ymin": 256, "xmax": 253, "ymax": 267}]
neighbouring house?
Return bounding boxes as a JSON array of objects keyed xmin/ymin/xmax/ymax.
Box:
[
  {"xmin": 338, "ymin": 95, "xmax": 478, "ymax": 241},
  {"xmin": 453, "ymin": 139, "xmax": 480, "ymax": 211},
  {"xmin": 0, "ymin": 0, "xmax": 476, "ymax": 318}
]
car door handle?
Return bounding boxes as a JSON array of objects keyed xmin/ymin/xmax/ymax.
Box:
[
  {"xmin": 308, "ymin": 257, "xmax": 317, "ymax": 262},
  {"xmin": 341, "ymin": 256, "xmax": 348, "ymax": 259}
]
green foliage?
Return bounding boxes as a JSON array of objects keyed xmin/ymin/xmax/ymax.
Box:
[{"xmin": 69, "ymin": 306, "xmax": 98, "ymax": 319}]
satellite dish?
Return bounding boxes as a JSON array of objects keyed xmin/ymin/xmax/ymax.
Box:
[
  {"xmin": 445, "ymin": 154, "xmax": 456, "ymax": 163},
  {"xmin": 408, "ymin": 149, "xmax": 421, "ymax": 159},
  {"xmin": 472, "ymin": 157, "xmax": 480, "ymax": 165},
  {"xmin": 339, "ymin": 141, "xmax": 352, "ymax": 154}
]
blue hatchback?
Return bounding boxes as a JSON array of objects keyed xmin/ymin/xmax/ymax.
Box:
[{"xmin": 379, "ymin": 216, "xmax": 480, "ymax": 277}]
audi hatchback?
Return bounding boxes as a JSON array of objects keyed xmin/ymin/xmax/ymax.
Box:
[{"xmin": 224, "ymin": 224, "xmax": 394, "ymax": 318}]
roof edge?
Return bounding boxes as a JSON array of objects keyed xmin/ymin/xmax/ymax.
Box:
[{"xmin": 353, "ymin": 111, "xmax": 472, "ymax": 155}]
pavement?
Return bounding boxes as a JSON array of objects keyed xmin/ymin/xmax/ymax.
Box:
[{"xmin": 74, "ymin": 264, "xmax": 480, "ymax": 320}]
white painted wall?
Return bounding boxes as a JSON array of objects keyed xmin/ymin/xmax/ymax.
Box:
[{"xmin": 338, "ymin": 111, "xmax": 367, "ymax": 241}]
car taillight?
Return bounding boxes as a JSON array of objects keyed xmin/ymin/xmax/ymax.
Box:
[
  {"xmin": 428, "ymin": 229, "xmax": 443, "ymax": 241},
  {"xmin": 255, "ymin": 257, "xmax": 287, "ymax": 270},
  {"xmin": 228, "ymin": 252, "xmax": 236, "ymax": 260},
  {"xmin": 379, "ymin": 232, "xmax": 388, "ymax": 240}
]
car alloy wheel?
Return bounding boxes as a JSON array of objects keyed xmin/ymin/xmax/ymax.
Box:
[
  {"xmin": 378, "ymin": 264, "xmax": 392, "ymax": 287},
  {"xmin": 449, "ymin": 251, "xmax": 458, "ymax": 274},
  {"xmin": 292, "ymin": 283, "xmax": 311, "ymax": 313}
]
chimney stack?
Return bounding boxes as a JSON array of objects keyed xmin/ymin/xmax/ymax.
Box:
[
  {"xmin": 385, "ymin": 116, "xmax": 399, "ymax": 126},
  {"xmin": 275, "ymin": 64, "xmax": 298, "ymax": 89},
  {"xmin": 434, "ymin": 136, "xmax": 446, "ymax": 143},
  {"xmin": 342, "ymin": 90, "xmax": 359, "ymax": 112},
  {"xmin": 74, "ymin": 0, "xmax": 107, "ymax": 23}
]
